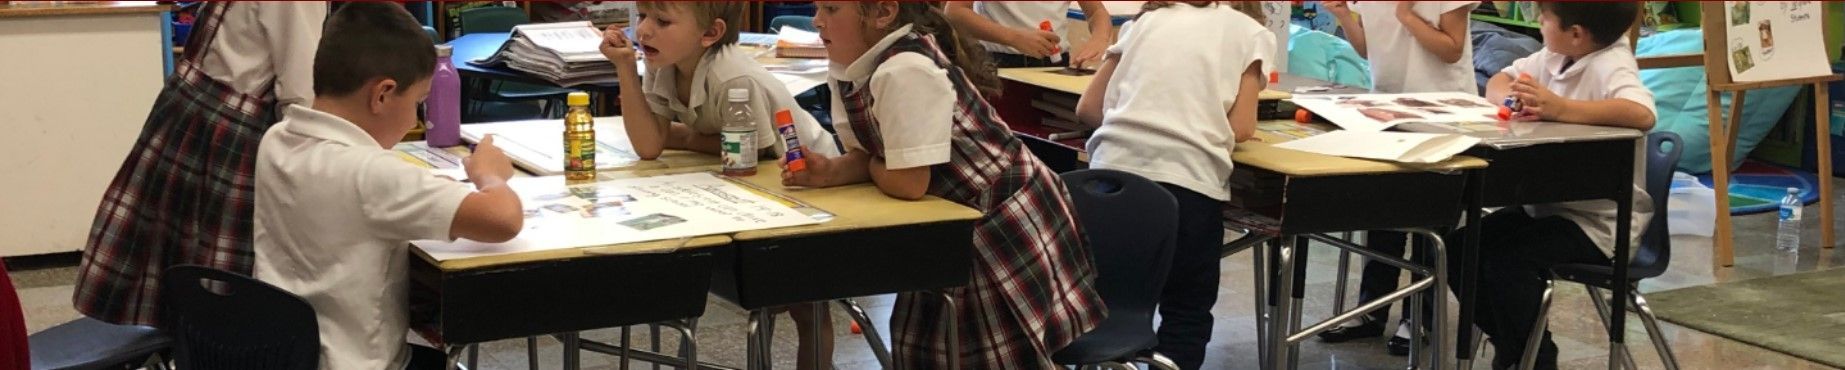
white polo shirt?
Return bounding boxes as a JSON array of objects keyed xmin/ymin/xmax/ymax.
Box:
[
  {"xmin": 1350, "ymin": 1, "xmax": 1477, "ymax": 94},
  {"xmin": 973, "ymin": 1, "xmax": 1073, "ymax": 55},
  {"xmin": 253, "ymin": 105, "xmax": 473, "ymax": 370},
  {"xmin": 825, "ymin": 25, "xmax": 956, "ymax": 170},
  {"xmin": 642, "ymin": 45, "xmax": 842, "ymax": 158},
  {"xmin": 199, "ymin": 2, "xmax": 325, "ymax": 109},
  {"xmin": 1502, "ymin": 38, "xmax": 1657, "ymax": 259},
  {"xmin": 1084, "ymin": 4, "xmax": 1274, "ymax": 201}
]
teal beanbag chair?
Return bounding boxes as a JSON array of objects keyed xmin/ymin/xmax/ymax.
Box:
[
  {"xmin": 1288, "ymin": 24, "xmax": 1372, "ymax": 90},
  {"xmin": 1639, "ymin": 29, "xmax": 1802, "ymax": 173}
]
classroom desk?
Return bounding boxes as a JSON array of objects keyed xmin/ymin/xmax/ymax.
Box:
[
  {"xmin": 714, "ymin": 166, "xmax": 983, "ymax": 370},
  {"xmin": 1397, "ymin": 121, "xmax": 1646, "ymax": 368}
]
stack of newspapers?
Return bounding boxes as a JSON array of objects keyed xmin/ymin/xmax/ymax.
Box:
[{"xmin": 473, "ymin": 21, "xmax": 615, "ymax": 86}]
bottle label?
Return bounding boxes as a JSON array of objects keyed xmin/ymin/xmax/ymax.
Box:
[
  {"xmin": 723, "ymin": 130, "xmax": 758, "ymax": 171},
  {"xmin": 567, "ymin": 136, "xmax": 596, "ymax": 172},
  {"xmin": 1782, "ymin": 206, "xmax": 1802, "ymax": 222}
]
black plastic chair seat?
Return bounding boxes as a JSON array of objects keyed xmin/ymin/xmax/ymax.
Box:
[
  {"xmin": 1550, "ymin": 263, "xmax": 1669, "ymax": 290},
  {"xmin": 1051, "ymin": 311, "xmax": 1159, "ymax": 365},
  {"xmin": 28, "ymin": 317, "xmax": 171, "ymax": 370}
]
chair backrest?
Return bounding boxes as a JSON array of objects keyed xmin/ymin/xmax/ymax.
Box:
[
  {"xmin": 1632, "ymin": 131, "xmax": 1683, "ymax": 278},
  {"xmin": 1060, "ymin": 169, "xmax": 1180, "ymax": 321},
  {"xmin": 159, "ymin": 265, "xmax": 319, "ymax": 370},
  {"xmin": 458, "ymin": 6, "xmax": 529, "ymax": 36},
  {"xmin": 769, "ymin": 15, "xmax": 816, "ymax": 32}
]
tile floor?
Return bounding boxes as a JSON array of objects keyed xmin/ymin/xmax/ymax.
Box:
[{"xmin": 13, "ymin": 192, "xmax": 1845, "ymax": 370}]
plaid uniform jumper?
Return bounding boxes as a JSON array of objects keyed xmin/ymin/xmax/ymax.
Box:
[
  {"xmin": 73, "ymin": 2, "xmax": 277, "ymax": 326},
  {"xmin": 835, "ymin": 32, "xmax": 1105, "ymax": 369}
]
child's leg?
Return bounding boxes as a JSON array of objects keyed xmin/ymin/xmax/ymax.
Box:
[
  {"xmin": 1450, "ymin": 209, "xmax": 1608, "ymax": 370},
  {"xmin": 1361, "ymin": 231, "xmax": 1409, "ymax": 322},
  {"xmin": 788, "ymin": 302, "xmax": 835, "ymax": 370},
  {"xmin": 1152, "ymin": 184, "xmax": 1225, "ymax": 370}
]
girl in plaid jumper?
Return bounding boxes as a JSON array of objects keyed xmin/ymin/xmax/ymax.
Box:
[{"xmin": 785, "ymin": 2, "xmax": 1104, "ymax": 368}]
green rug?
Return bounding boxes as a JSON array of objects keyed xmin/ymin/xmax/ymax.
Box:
[{"xmin": 1648, "ymin": 267, "xmax": 1845, "ymax": 368}]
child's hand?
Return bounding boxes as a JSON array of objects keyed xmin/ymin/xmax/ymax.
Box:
[
  {"xmin": 781, "ymin": 153, "xmax": 834, "ymax": 188},
  {"xmin": 1322, "ymin": 1, "xmax": 1351, "ymax": 19},
  {"xmin": 599, "ymin": 25, "xmax": 637, "ymax": 67},
  {"xmin": 464, "ymin": 135, "xmax": 515, "ymax": 186},
  {"xmin": 1509, "ymin": 77, "xmax": 1566, "ymax": 121},
  {"xmin": 1070, "ymin": 36, "xmax": 1108, "ymax": 69},
  {"xmin": 1009, "ymin": 27, "xmax": 1061, "ymax": 59},
  {"xmin": 1394, "ymin": 2, "xmax": 1416, "ymax": 22}
]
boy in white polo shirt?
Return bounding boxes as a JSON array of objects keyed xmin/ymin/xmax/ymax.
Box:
[
  {"xmin": 251, "ymin": 3, "xmax": 525, "ymax": 370},
  {"xmin": 1451, "ymin": 3, "xmax": 1655, "ymax": 369}
]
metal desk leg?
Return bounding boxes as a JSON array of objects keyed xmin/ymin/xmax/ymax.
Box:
[
  {"xmin": 562, "ymin": 332, "xmax": 582, "ymax": 370},
  {"xmin": 1414, "ymin": 230, "xmax": 1451, "ymax": 370},
  {"xmin": 1253, "ymin": 239, "xmax": 1273, "ymax": 370},
  {"xmin": 1269, "ymin": 236, "xmax": 1300, "ymax": 370},
  {"xmin": 1457, "ymin": 169, "xmax": 1485, "ymax": 369},
  {"xmin": 935, "ymin": 291, "xmax": 963, "ymax": 370},
  {"xmin": 446, "ymin": 344, "xmax": 471, "ymax": 370},
  {"xmin": 839, "ymin": 299, "xmax": 894, "ymax": 368}
]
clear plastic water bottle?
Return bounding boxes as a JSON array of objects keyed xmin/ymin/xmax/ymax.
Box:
[
  {"xmin": 1777, "ymin": 187, "xmax": 1802, "ymax": 252},
  {"xmin": 722, "ymin": 88, "xmax": 759, "ymax": 177}
]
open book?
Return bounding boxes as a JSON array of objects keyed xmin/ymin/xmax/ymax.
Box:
[
  {"xmin": 472, "ymin": 21, "xmax": 616, "ymax": 86},
  {"xmin": 1290, "ymin": 92, "xmax": 1505, "ymax": 132},
  {"xmin": 1273, "ymin": 130, "xmax": 1481, "ymax": 164}
]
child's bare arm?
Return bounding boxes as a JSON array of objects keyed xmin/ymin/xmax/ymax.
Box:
[
  {"xmin": 1397, "ymin": 4, "xmax": 1473, "ymax": 64},
  {"xmin": 1323, "ymin": 1, "xmax": 1367, "ymax": 57},
  {"xmin": 1226, "ymin": 61, "xmax": 1264, "ymax": 143},
  {"xmin": 452, "ymin": 136, "xmax": 523, "ymax": 242},
  {"xmin": 1510, "ymin": 78, "xmax": 1657, "ymax": 130},
  {"xmin": 868, "ymin": 158, "xmax": 931, "ymax": 200},
  {"xmin": 1075, "ymin": 54, "xmax": 1120, "ymax": 129}
]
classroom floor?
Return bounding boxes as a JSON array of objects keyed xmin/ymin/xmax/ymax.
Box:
[{"xmin": 12, "ymin": 191, "xmax": 1845, "ymax": 370}]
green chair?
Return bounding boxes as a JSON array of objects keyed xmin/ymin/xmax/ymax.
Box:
[{"xmin": 459, "ymin": 6, "xmax": 572, "ymax": 120}]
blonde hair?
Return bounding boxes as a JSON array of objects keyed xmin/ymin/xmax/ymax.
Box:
[
  {"xmin": 636, "ymin": 2, "xmax": 744, "ymax": 48},
  {"xmin": 1139, "ymin": 1, "xmax": 1267, "ymax": 24}
]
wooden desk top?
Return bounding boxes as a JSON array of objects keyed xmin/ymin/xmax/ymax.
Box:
[
  {"xmin": 0, "ymin": 1, "xmax": 168, "ymax": 18},
  {"xmin": 1237, "ymin": 125, "xmax": 1487, "ymax": 177},
  {"xmin": 998, "ymin": 67, "xmax": 1291, "ymax": 100},
  {"xmin": 590, "ymin": 164, "xmax": 982, "ymax": 242},
  {"xmin": 416, "ymin": 235, "xmax": 733, "ymax": 271}
]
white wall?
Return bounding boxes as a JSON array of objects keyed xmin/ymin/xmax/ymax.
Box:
[{"xmin": 0, "ymin": 13, "xmax": 165, "ymax": 256}]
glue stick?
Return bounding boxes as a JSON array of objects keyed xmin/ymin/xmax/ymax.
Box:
[{"xmin": 774, "ymin": 109, "xmax": 807, "ymax": 172}]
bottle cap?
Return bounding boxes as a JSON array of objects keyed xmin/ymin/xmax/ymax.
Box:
[
  {"xmin": 1269, "ymin": 71, "xmax": 1280, "ymax": 84},
  {"xmin": 567, "ymin": 92, "xmax": 590, "ymax": 106},
  {"xmin": 1294, "ymin": 108, "xmax": 1311, "ymax": 123},
  {"xmin": 434, "ymin": 44, "xmax": 452, "ymax": 57},
  {"xmin": 775, "ymin": 109, "xmax": 794, "ymax": 124},
  {"xmin": 728, "ymin": 88, "xmax": 750, "ymax": 102},
  {"xmin": 1497, "ymin": 106, "xmax": 1513, "ymax": 120}
]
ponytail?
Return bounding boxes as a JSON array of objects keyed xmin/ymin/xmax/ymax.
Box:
[{"xmin": 862, "ymin": 2, "xmax": 1003, "ymax": 97}]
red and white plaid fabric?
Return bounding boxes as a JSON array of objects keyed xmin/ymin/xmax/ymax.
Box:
[
  {"xmin": 837, "ymin": 32, "xmax": 1105, "ymax": 369},
  {"xmin": 73, "ymin": 2, "xmax": 277, "ymax": 326}
]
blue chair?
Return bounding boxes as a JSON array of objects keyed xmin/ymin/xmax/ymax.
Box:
[
  {"xmin": 458, "ymin": 6, "xmax": 572, "ymax": 121},
  {"xmin": 768, "ymin": 15, "xmax": 835, "ymax": 133},
  {"xmin": 768, "ymin": 15, "xmax": 815, "ymax": 32},
  {"xmin": 160, "ymin": 265, "xmax": 319, "ymax": 370},
  {"xmin": 28, "ymin": 318, "xmax": 172, "ymax": 370},
  {"xmin": 1513, "ymin": 132, "xmax": 1684, "ymax": 370},
  {"xmin": 1052, "ymin": 169, "xmax": 1182, "ymax": 370}
]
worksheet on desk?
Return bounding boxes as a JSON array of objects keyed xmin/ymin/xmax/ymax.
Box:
[
  {"xmin": 459, "ymin": 117, "xmax": 644, "ymax": 176},
  {"xmin": 413, "ymin": 172, "xmax": 824, "ymax": 261},
  {"xmin": 1290, "ymin": 92, "xmax": 1503, "ymax": 132}
]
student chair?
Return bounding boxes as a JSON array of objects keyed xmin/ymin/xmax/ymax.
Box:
[
  {"xmin": 18, "ymin": 258, "xmax": 173, "ymax": 370},
  {"xmin": 1051, "ymin": 169, "xmax": 1182, "ymax": 370},
  {"xmin": 458, "ymin": 6, "xmax": 572, "ymax": 121},
  {"xmin": 1499, "ymin": 131, "xmax": 1684, "ymax": 370},
  {"xmin": 159, "ymin": 265, "xmax": 318, "ymax": 370}
]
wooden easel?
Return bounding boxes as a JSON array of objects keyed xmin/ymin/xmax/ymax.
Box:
[{"xmin": 1640, "ymin": 7, "xmax": 1841, "ymax": 268}]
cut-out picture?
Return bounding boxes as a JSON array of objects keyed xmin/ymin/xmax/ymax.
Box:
[
  {"xmin": 1421, "ymin": 108, "xmax": 1451, "ymax": 115},
  {"xmin": 1335, "ymin": 97, "xmax": 1384, "ymax": 107},
  {"xmin": 1439, "ymin": 98, "xmax": 1493, "ymax": 108},
  {"xmin": 1359, "ymin": 108, "xmax": 1423, "ymax": 122},
  {"xmin": 1393, "ymin": 97, "xmax": 1439, "ymax": 107},
  {"xmin": 523, "ymin": 208, "xmax": 543, "ymax": 219},
  {"xmin": 542, "ymin": 204, "xmax": 579, "ymax": 214},
  {"xmin": 1732, "ymin": 44, "xmax": 1755, "ymax": 73},
  {"xmin": 1730, "ymin": 2, "xmax": 1749, "ymax": 26},
  {"xmin": 533, "ymin": 192, "xmax": 572, "ymax": 202},
  {"xmin": 620, "ymin": 213, "xmax": 687, "ymax": 231},
  {"xmin": 583, "ymin": 201, "xmax": 628, "ymax": 218},
  {"xmin": 1758, "ymin": 20, "xmax": 1775, "ymax": 58}
]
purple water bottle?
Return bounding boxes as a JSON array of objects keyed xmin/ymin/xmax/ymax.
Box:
[{"xmin": 427, "ymin": 44, "xmax": 462, "ymax": 147}]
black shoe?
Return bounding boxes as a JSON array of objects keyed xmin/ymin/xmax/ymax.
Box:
[
  {"xmin": 1316, "ymin": 318, "xmax": 1386, "ymax": 343},
  {"xmin": 1386, "ymin": 335, "xmax": 1415, "ymax": 356}
]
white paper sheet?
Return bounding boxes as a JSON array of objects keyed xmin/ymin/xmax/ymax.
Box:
[
  {"xmin": 1272, "ymin": 130, "xmax": 1481, "ymax": 163},
  {"xmin": 1290, "ymin": 92, "xmax": 1506, "ymax": 132},
  {"xmin": 1724, "ymin": 1, "xmax": 1832, "ymax": 83},
  {"xmin": 459, "ymin": 117, "xmax": 644, "ymax": 176},
  {"xmin": 414, "ymin": 173, "xmax": 824, "ymax": 261}
]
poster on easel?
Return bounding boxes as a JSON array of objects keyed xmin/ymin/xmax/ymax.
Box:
[
  {"xmin": 1725, "ymin": 1, "xmax": 1831, "ymax": 82},
  {"xmin": 1262, "ymin": 1, "xmax": 1291, "ymax": 73}
]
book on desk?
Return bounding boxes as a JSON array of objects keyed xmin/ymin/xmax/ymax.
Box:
[{"xmin": 471, "ymin": 21, "xmax": 617, "ymax": 86}]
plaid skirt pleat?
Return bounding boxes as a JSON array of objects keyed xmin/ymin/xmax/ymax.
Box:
[{"xmin": 73, "ymin": 61, "xmax": 275, "ymax": 326}]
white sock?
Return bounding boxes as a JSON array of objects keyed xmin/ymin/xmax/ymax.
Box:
[{"xmin": 1394, "ymin": 320, "xmax": 1413, "ymax": 339}]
